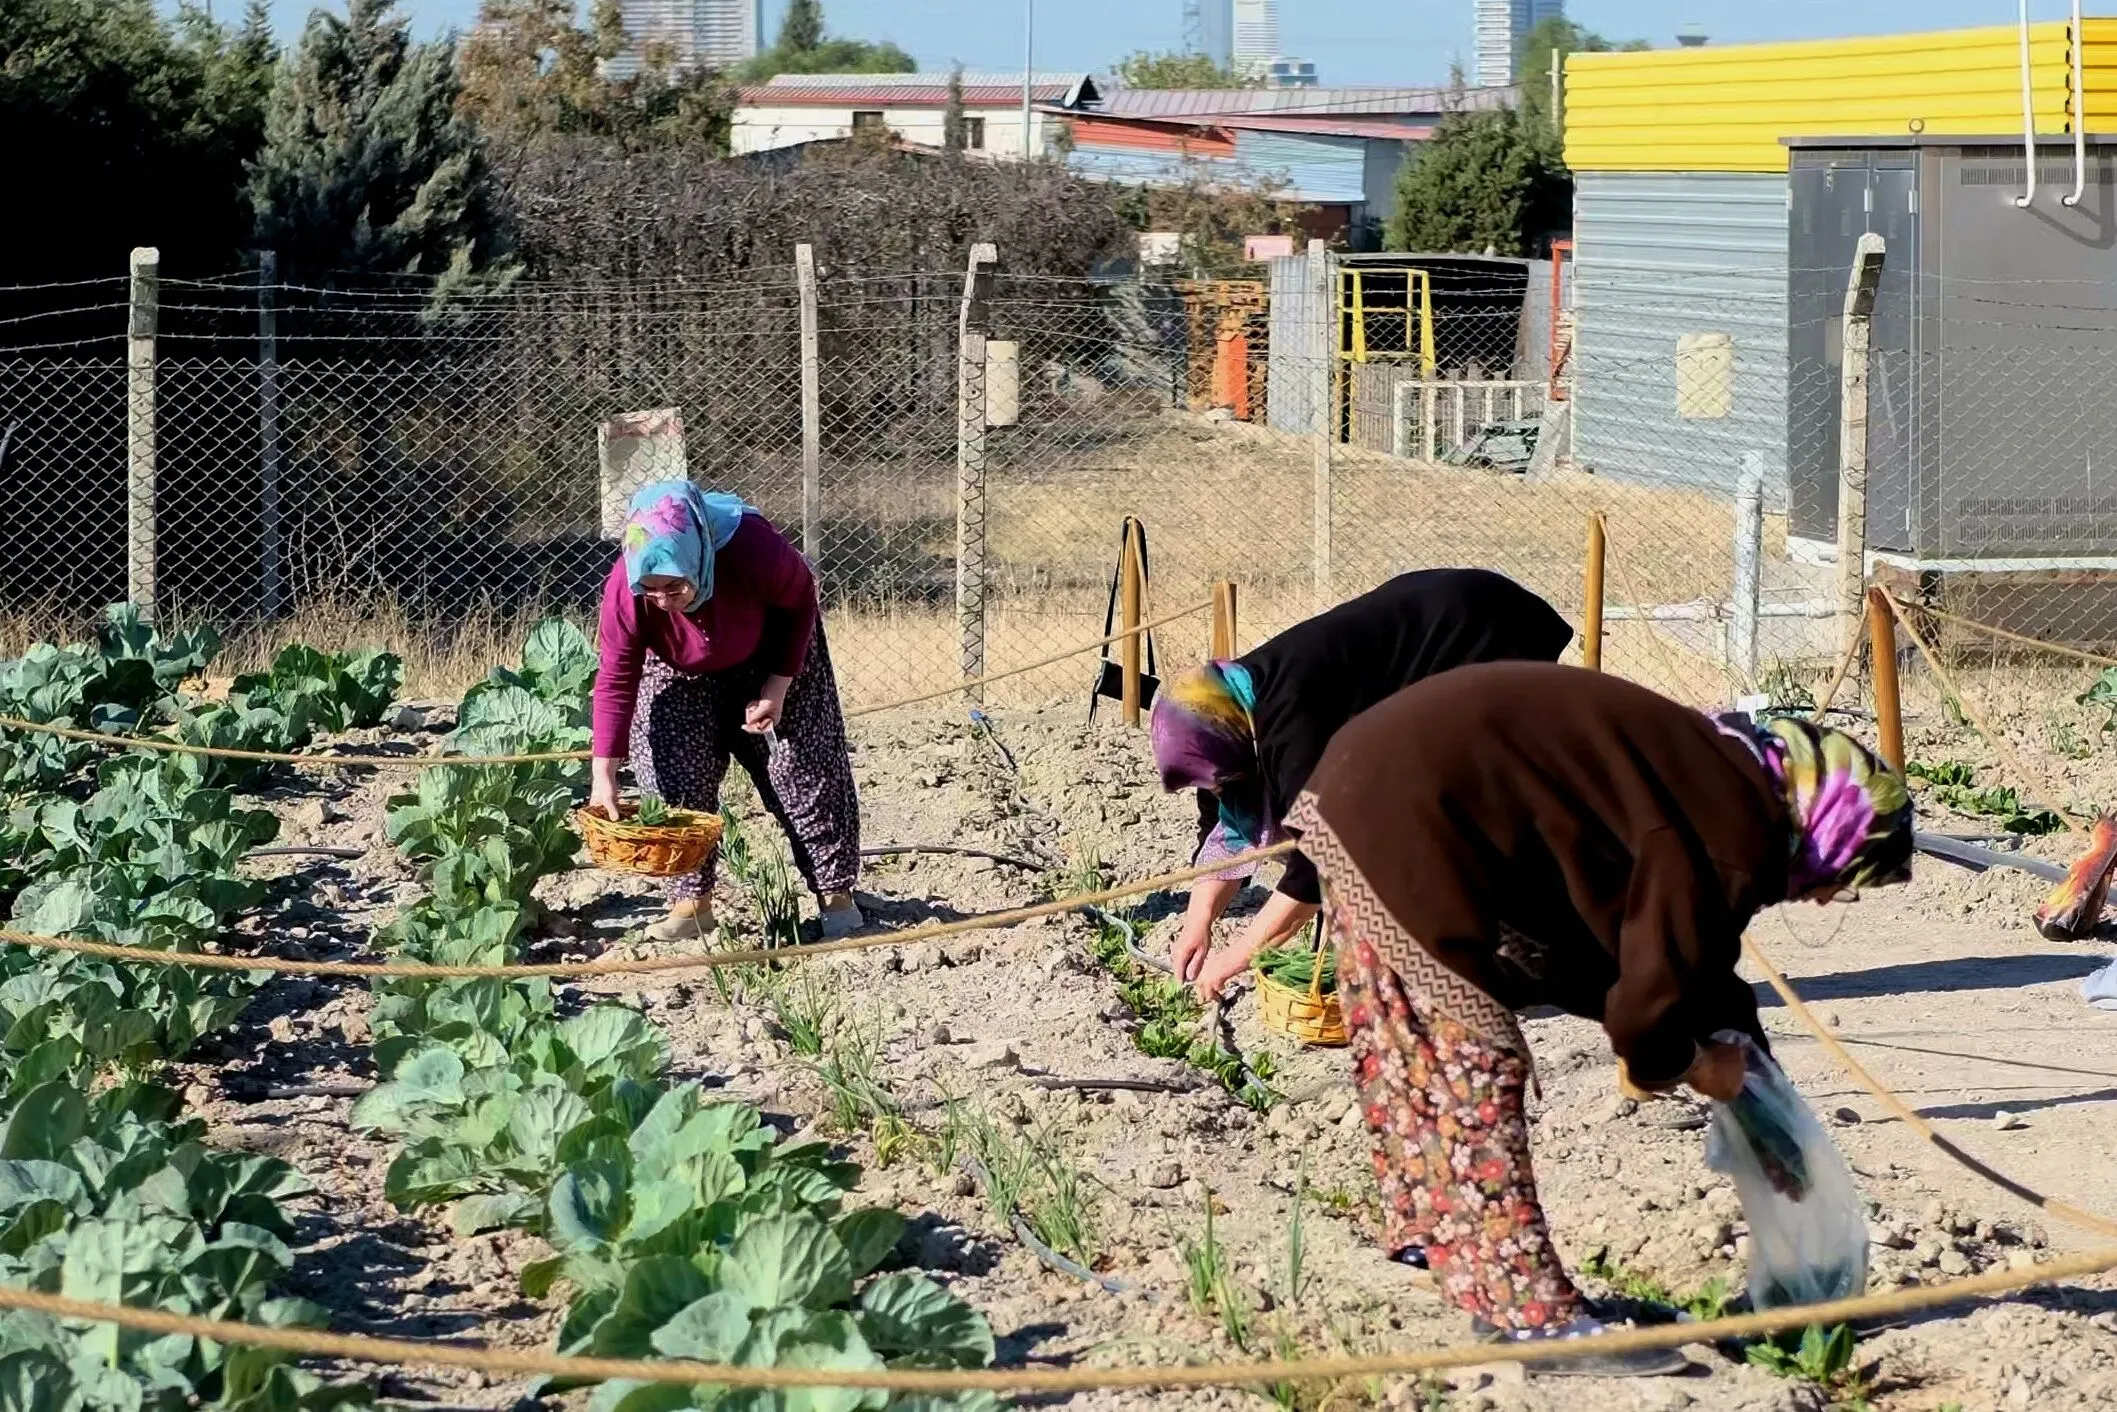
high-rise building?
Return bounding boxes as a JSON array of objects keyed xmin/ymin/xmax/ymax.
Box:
[
  {"xmin": 1185, "ymin": 0, "xmax": 1234, "ymax": 70},
  {"xmin": 606, "ymin": 0, "xmax": 761, "ymax": 78},
  {"xmin": 1231, "ymin": 0, "xmax": 1279, "ymax": 79},
  {"xmin": 1474, "ymin": 0, "xmax": 1564, "ymax": 88}
]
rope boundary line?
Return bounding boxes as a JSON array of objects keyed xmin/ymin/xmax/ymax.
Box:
[
  {"xmin": 0, "ymin": 843, "xmax": 1299, "ymax": 980},
  {"xmin": 2, "ymin": 1251, "xmax": 2111, "ymax": 1392},
  {"xmin": 0, "ymin": 600, "xmax": 1213, "ymax": 770},
  {"xmin": 1881, "ymin": 593, "xmax": 2090, "ymax": 838}
]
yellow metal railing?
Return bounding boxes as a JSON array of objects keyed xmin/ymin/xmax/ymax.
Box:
[{"xmin": 1338, "ymin": 266, "xmax": 1435, "ymax": 377}]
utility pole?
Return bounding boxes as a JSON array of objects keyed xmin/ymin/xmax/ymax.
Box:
[{"xmin": 1021, "ymin": 0, "xmax": 1035, "ymax": 158}]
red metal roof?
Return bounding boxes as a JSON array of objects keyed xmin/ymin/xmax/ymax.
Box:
[{"xmin": 1066, "ymin": 114, "xmax": 1237, "ymax": 157}]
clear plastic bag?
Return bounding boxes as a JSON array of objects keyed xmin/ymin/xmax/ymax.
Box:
[{"xmin": 1703, "ymin": 1032, "xmax": 1869, "ymax": 1310}]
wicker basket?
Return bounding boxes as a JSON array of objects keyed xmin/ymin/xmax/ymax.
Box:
[
  {"xmin": 1253, "ymin": 927, "xmax": 1346, "ymax": 1048},
  {"xmin": 575, "ymin": 804, "xmax": 724, "ymax": 878}
]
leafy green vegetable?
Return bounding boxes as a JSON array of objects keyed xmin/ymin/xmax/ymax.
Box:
[
  {"xmin": 635, "ymin": 795, "xmax": 672, "ymax": 828},
  {"xmin": 1254, "ymin": 944, "xmax": 1336, "ymax": 994}
]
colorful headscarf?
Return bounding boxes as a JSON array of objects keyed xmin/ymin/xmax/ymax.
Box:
[
  {"xmin": 1716, "ymin": 714, "xmax": 1913, "ymax": 897},
  {"xmin": 620, "ymin": 481, "xmax": 753, "ymax": 607},
  {"xmin": 1153, "ymin": 661, "xmax": 1271, "ymax": 853},
  {"xmin": 1151, "ymin": 661, "xmax": 1259, "ymax": 793}
]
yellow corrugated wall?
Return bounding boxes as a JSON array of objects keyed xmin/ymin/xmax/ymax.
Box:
[{"xmin": 1564, "ymin": 21, "xmax": 2109, "ymax": 172}]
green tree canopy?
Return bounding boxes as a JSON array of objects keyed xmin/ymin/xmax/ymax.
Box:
[
  {"xmin": 456, "ymin": 0, "xmax": 730, "ymax": 149},
  {"xmin": 1385, "ymin": 103, "xmax": 1570, "ymax": 258},
  {"xmin": 1113, "ymin": 50, "xmax": 1256, "ymax": 89},
  {"xmin": 1521, "ymin": 17, "xmax": 1649, "ymax": 129},
  {"xmin": 251, "ymin": 0, "xmax": 514, "ymax": 290},
  {"xmin": 735, "ymin": 0, "xmax": 913, "ymax": 81},
  {"xmin": 0, "ymin": 0, "xmax": 275, "ymax": 284}
]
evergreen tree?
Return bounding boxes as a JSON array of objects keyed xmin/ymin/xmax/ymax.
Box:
[
  {"xmin": 0, "ymin": 0, "xmax": 275, "ymax": 285},
  {"xmin": 943, "ymin": 65, "xmax": 967, "ymax": 150},
  {"xmin": 777, "ymin": 0, "xmax": 824, "ymax": 54},
  {"xmin": 1385, "ymin": 104, "xmax": 1570, "ymax": 258},
  {"xmin": 251, "ymin": 0, "xmax": 514, "ymax": 290},
  {"xmin": 736, "ymin": 0, "xmax": 912, "ymax": 81}
]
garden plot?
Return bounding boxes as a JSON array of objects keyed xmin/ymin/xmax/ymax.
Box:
[{"xmin": 7, "ymin": 616, "xmax": 2117, "ymax": 1412}]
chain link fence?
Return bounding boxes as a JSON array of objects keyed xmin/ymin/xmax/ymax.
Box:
[{"xmin": 6, "ymin": 247, "xmax": 2116, "ymax": 728}]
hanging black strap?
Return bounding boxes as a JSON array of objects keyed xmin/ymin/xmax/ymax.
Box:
[{"xmin": 1088, "ymin": 517, "xmax": 1160, "ymax": 721}]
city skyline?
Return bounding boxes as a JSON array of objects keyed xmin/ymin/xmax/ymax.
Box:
[
  {"xmin": 1474, "ymin": 0, "xmax": 1565, "ymax": 87},
  {"xmin": 603, "ymin": 0, "xmax": 761, "ymax": 76}
]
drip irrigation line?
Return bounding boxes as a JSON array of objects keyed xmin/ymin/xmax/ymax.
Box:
[{"xmin": 959, "ymin": 1155, "xmax": 1143, "ymax": 1299}]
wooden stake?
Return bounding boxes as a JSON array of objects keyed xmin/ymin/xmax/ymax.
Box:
[
  {"xmin": 1211, "ymin": 580, "xmax": 1238, "ymax": 660},
  {"xmin": 1867, "ymin": 585, "xmax": 1905, "ymax": 774},
  {"xmin": 1583, "ymin": 511, "xmax": 1606, "ymax": 671},
  {"xmin": 1121, "ymin": 518, "xmax": 1145, "ymax": 727}
]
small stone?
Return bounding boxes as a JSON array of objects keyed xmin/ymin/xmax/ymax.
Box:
[
  {"xmin": 964, "ymin": 1040, "xmax": 1018, "ymax": 1071},
  {"xmin": 2007, "ymin": 1376, "xmax": 2034, "ymax": 1409},
  {"xmin": 2009, "ymin": 1250, "xmax": 2040, "ymax": 1272},
  {"xmin": 1913, "ymin": 1238, "xmax": 1945, "ymax": 1268},
  {"xmin": 942, "ymin": 939, "xmax": 984, "ymax": 966},
  {"xmin": 1922, "ymin": 1199, "xmax": 1948, "ymax": 1227},
  {"xmin": 1142, "ymin": 1160, "xmax": 1183, "ymax": 1190},
  {"xmin": 1870, "ymin": 1225, "xmax": 1912, "ymax": 1251},
  {"xmin": 2027, "ymin": 1223, "xmax": 2050, "ymax": 1249},
  {"xmin": 1607, "ymin": 1095, "xmax": 1639, "ymax": 1121},
  {"xmin": 1180, "ymin": 1178, "xmax": 1208, "ymax": 1204},
  {"xmin": 1938, "ymin": 1248, "xmax": 1973, "ymax": 1276},
  {"xmin": 1832, "ymin": 1106, "xmax": 1863, "ymax": 1126},
  {"xmin": 1694, "ymin": 1221, "xmax": 1732, "ymax": 1248},
  {"xmin": 1993, "ymin": 1110, "xmax": 2027, "ymax": 1131},
  {"xmin": 949, "ymin": 1172, "xmax": 976, "ymax": 1198},
  {"xmin": 391, "ymin": 704, "xmax": 430, "ymax": 733},
  {"xmin": 928, "ymin": 1022, "xmax": 954, "ymax": 1046},
  {"xmin": 266, "ymin": 1015, "xmax": 297, "ymax": 1044}
]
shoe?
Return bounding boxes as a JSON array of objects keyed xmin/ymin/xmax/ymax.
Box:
[
  {"xmin": 819, "ymin": 892, "xmax": 866, "ymax": 938},
  {"xmin": 1392, "ymin": 1246, "xmax": 1430, "ymax": 1270},
  {"xmin": 647, "ymin": 899, "xmax": 716, "ymax": 944},
  {"xmin": 1495, "ymin": 1316, "xmax": 1691, "ymax": 1378}
]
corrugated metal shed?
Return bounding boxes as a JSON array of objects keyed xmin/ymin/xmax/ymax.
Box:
[
  {"xmin": 1267, "ymin": 253, "xmax": 1326, "ymax": 435},
  {"xmin": 1233, "ymin": 130, "xmax": 1369, "ymax": 203},
  {"xmin": 1571, "ymin": 171, "xmax": 1790, "ymax": 501},
  {"xmin": 1564, "ymin": 21, "xmax": 2109, "ymax": 173}
]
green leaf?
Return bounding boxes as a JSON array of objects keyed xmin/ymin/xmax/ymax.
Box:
[
  {"xmin": 0, "ymin": 1349, "xmax": 72, "ymax": 1412},
  {"xmin": 832, "ymin": 1209, "xmax": 904, "ymax": 1279},
  {"xmin": 854, "ymin": 1273, "xmax": 993, "ymax": 1369},
  {"xmin": 586, "ymin": 1381, "xmax": 698, "ymax": 1412},
  {"xmin": 0, "ymin": 1084, "xmax": 84, "ymax": 1161},
  {"xmin": 649, "ymin": 1289, "xmax": 755, "ymax": 1362},
  {"xmin": 452, "ymin": 1193, "xmax": 540, "ymax": 1237},
  {"xmin": 586, "ymin": 1256, "xmax": 714, "ymax": 1359},
  {"xmin": 731, "ymin": 1309, "xmax": 883, "ymax": 1412},
  {"xmin": 720, "ymin": 1212, "xmax": 854, "ymax": 1312},
  {"xmin": 548, "ymin": 1159, "xmax": 629, "ymax": 1253}
]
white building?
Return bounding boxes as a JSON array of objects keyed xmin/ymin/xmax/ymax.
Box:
[
  {"xmin": 1231, "ymin": 0, "xmax": 1279, "ymax": 79},
  {"xmin": 605, "ymin": 0, "xmax": 761, "ymax": 77},
  {"xmin": 732, "ymin": 73, "xmax": 1103, "ymax": 159},
  {"xmin": 1474, "ymin": 0, "xmax": 1564, "ymax": 87}
]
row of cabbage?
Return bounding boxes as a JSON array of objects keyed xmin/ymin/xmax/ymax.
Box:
[
  {"xmin": 0, "ymin": 607, "xmax": 404, "ymax": 1411},
  {"xmin": 345, "ymin": 620, "xmax": 1002, "ymax": 1412}
]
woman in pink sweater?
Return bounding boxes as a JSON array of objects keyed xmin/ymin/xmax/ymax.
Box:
[{"xmin": 590, "ymin": 481, "xmax": 863, "ymax": 941}]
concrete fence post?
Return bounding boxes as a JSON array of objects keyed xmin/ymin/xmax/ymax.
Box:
[
  {"xmin": 127, "ymin": 246, "xmax": 160, "ymax": 615},
  {"xmin": 956, "ymin": 242, "xmax": 999, "ymax": 698},
  {"xmin": 1308, "ymin": 238, "xmax": 1334, "ymax": 610},
  {"xmin": 796, "ymin": 243, "xmax": 822, "ymax": 566},
  {"xmin": 1729, "ymin": 449, "xmax": 1765, "ymax": 683},
  {"xmin": 258, "ymin": 250, "xmax": 284, "ymax": 618},
  {"xmin": 1836, "ymin": 233, "xmax": 1885, "ymax": 669}
]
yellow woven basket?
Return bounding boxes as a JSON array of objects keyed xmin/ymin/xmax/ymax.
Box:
[
  {"xmin": 1253, "ymin": 931, "xmax": 1346, "ymax": 1048},
  {"xmin": 575, "ymin": 804, "xmax": 724, "ymax": 878}
]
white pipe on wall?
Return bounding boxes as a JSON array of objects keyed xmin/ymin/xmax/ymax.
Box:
[{"xmin": 2017, "ymin": 0, "xmax": 2040, "ymax": 209}]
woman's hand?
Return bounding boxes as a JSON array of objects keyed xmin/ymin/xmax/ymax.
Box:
[
  {"xmin": 1192, "ymin": 891, "xmax": 1319, "ymax": 1002},
  {"xmin": 1193, "ymin": 947, "xmax": 1249, "ymax": 1003},
  {"xmin": 1171, "ymin": 878, "xmax": 1238, "ymax": 982},
  {"xmin": 589, "ymin": 757, "xmax": 623, "ymax": 820},
  {"xmin": 1682, "ymin": 1040, "xmax": 1750, "ymax": 1103},
  {"xmin": 744, "ymin": 675, "xmax": 793, "ymax": 734}
]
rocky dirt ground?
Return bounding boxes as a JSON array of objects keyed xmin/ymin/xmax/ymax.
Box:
[{"xmin": 175, "ymin": 690, "xmax": 2117, "ymax": 1412}]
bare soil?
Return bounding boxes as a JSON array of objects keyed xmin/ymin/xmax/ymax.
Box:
[{"xmin": 178, "ymin": 693, "xmax": 2117, "ymax": 1412}]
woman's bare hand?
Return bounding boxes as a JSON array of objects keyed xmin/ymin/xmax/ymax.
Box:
[{"xmin": 589, "ymin": 757, "xmax": 623, "ymax": 820}]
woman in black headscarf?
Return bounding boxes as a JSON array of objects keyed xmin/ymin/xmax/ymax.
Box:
[{"xmin": 1150, "ymin": 568, "xmax": 1573, "ymax": 1000}]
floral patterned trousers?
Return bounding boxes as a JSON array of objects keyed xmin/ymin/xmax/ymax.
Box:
[{"xmin": 1338, "ymin": 918, "xmax": 1586, "ymax": 1333}]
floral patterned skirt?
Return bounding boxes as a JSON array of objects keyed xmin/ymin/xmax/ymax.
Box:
[{"xmin": 1337, "ymin": 914, "xmax": 1585, "ymax": 1333}]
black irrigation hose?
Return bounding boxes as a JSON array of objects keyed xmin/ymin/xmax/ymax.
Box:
[
  {"xmin": 959, "ymin": 1155, "xmax": 1147, "ymax": 1299},
  {"xmin": 252, "ymin": 846, "xmax": 366, "ymax": 861}
]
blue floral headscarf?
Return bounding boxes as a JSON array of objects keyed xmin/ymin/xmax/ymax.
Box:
[{"xmin": 620, "ymin": 481, "xmax": 752, "ymax": 609}]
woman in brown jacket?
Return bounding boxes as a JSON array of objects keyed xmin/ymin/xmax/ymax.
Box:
[{"xmin": 1286, "ymin": 662, "xmax": 1911, "ymax": 1377}]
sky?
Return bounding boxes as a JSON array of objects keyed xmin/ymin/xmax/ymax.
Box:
[{"xmin": 242, "ymin": 0, "xmax": 2081, "ymax": 87}]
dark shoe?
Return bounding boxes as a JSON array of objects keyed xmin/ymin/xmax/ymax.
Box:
[
  {"xmin": 1492, "ymin": 1316, "xmax": 1691, "ymax": 1378},
  {"xmin": 1391, "ymin": 1247, "xmax": 1430, "ymax": 1270}
]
